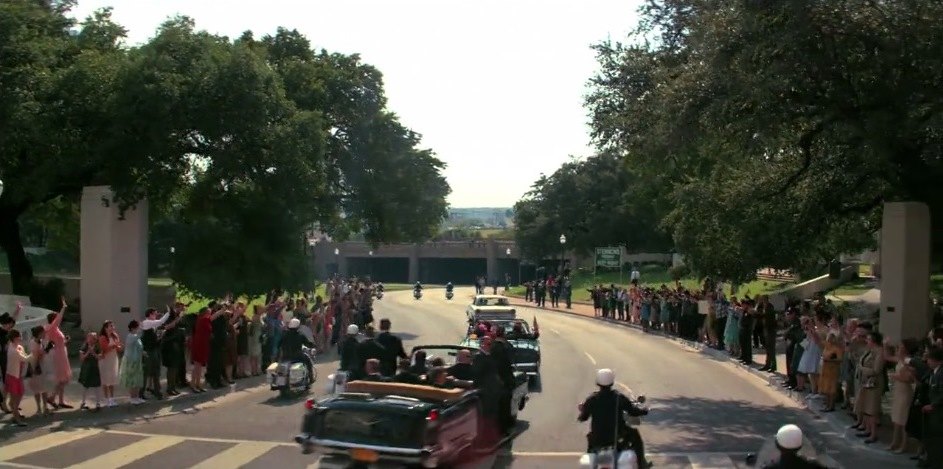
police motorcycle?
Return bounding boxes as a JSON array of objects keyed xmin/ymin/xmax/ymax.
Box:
[
  {"xmin": 413, "ymin": 282, "xmax": 423, "ymax": 300},
  {"xmin": 745, "ymin": 424, "xmax": 827, "ymax": 468},
  {"xmin": 579, "ymin": 370, "xmax": 649, "ymax": 469},
  {"xmin": 268, "ymin": 346, "xmax": 318, "ymax": 398},
  {"xmin": 375, "ymin": 283, "xmax": 384, "ymax": 300},
  {"xmin": 445, "ymin": 282, "xmax": 454, "ymax": 300}
]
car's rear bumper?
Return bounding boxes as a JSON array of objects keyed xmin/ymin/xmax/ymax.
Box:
[{"xmin": 295, "ymin": 435, "xmax": 439, "ymax": 467}]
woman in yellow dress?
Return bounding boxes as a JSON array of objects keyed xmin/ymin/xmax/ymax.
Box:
[{"xmin": 817, "ymin": 316, "xmax": 844, "ymax": 412}]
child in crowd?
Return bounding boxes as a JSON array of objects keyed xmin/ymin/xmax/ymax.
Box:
[{"xmin": 78, "ymin": 332, "xmax": 103, "ymax": 411}]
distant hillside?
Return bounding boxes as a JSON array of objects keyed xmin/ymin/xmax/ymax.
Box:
[{"xmin": 446, "ymin": 207, "xmax": 513, "ymax": 229}]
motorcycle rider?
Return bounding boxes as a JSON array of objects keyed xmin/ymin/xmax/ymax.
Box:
[
  {"xmin": 578, "ymin": 369, "xmax": 650, "ymax": 469},
  {"xmin": 446, "ymin": 282, "xmax": 454, "ymax": 297},
  {"xmin": 761, "ymin": 424, "xmax": 827, "ymax": 469},
  {"xmin": 414, "ymin": 281, "xmax": 423, "ymax": 297},
  {"xmin": 279, "ymin": 318, "xmax": 315, "ymax": 384}
]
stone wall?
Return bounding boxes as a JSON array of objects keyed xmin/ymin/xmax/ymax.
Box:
[{"xmin": 768, "ymin": 265, "xmax": 858, "ymax": 310}]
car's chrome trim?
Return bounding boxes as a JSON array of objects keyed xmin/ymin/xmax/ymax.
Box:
[{"xmin": 309, "ymin": 439, "xmax": 426, "ymax": 456}]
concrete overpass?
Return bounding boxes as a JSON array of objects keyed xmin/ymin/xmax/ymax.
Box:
[{"xmin": 311, "ymin": 240, "xmax": 534, "ymax": 284}]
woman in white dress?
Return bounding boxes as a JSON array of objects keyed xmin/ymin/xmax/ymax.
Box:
[
  {"xmin": 797, "ymin": 314, "xmax": 826, "ymax": 395},
  {"xmin": 97, "ymin": 320, "xmax": 123, "ymax": 407}
]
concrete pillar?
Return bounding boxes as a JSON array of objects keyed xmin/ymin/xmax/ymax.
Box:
[
  {"xmin": 338, "ymin": 254, "xmax": 349, "ymax": 277},
  {"xmin": 486, "ymin": 240, "xmax": 498, "ymax": 282},
  {"xmin": 80, "ymin": 186, "xmax": 149, "ymax": 330},
  {"xmin": 408, "ymin": 244, "xmax": 420, "ymax": 283},
  {"xmin": 879, "ymin": 202, "xmax": 932, "ymax": 343}
]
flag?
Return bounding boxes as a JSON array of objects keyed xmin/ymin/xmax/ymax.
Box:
[{"xmin": 533, "ymin": 315, "xmax": 539, "ymax": 333}]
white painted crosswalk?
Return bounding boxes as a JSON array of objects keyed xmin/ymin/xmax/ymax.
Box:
[{"xmin": 0, "ymin": 428, "xmax": 837, "ymax": 468}]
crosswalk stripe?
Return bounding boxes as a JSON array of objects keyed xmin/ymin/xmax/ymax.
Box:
[
  {"xmin": 689, "ymin": 452, "xmax": 738, "ymax": 468},
  {"xmin": 0, "ymin": 429, "xmax": 103, "ymax": 462},
  {"xmin": 69, "ymin": 435, "xmax": 185, "ymax": 469},
  {"xmin": 190, "ymin": 441, "xmax": 279, "ymax": 469}
]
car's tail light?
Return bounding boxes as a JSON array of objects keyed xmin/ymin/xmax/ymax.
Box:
[
  {"xmin": 426, "ymin": 409, "xmax": 439, "ymax": 421},
  {"xmin": 304, "ymin": 399, "xmax": 316, "ymax": 410}
]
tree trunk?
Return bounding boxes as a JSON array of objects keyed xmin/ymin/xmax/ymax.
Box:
[{"xmin": 0, "ymin": 211, "xmax": 34, "ymax": 295}]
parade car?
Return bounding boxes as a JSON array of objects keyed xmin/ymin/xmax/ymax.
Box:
[
  {"xmin": 464, "ymin": 294, "xmax": 516, "ymax": 322},
  {"xmin": 297, "ymin": 380, "xmax": 480, "ymax": 468},
  {"xmin": 461, "ymin": 316, "xmax": 541, "ymax": 383},
  {"xmin": 298, "ymin": 346, "xmax": 529, "ymax": 468}
]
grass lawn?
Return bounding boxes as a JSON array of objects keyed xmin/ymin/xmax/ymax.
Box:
[
  {"xmin": 828, "ymin": 276, "xmax": 875, "ymax": 297},
  {"xmin": 508, "ymin": 265, "xmax": 796, "ymax": 303}
]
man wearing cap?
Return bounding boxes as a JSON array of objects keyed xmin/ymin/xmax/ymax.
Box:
[
  {"xmin": 762, "ymin": 424, "xmax": 827, "ymax": 468},
  {"xmin": 279, "ymin": 318, "xmax": 315, "ymax": 384},
  {"xmin": 1, "ymin": 303, "xmax": 23, "ymax": 413}
]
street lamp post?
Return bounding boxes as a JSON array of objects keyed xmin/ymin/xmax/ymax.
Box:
[
  {"xmin": 559, "ymin": 234, "xmax": 567, "ymax": 276},
  {"xmin": 0, "ymin": 177, "xmax": 4, "ymax": 198},
  {"xmin": 368, "ymin": 250, "xmax": 373, "ymax": 280},
  {"xmin": 505, "ymin": 248, "xmax": 512, "ymax": 289},
  {"xmin": 334, "ymin": 248, "xmax": 340, "ymax": 277}
]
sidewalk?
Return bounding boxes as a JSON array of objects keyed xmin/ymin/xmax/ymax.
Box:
[
  {"xmin": 0, "ymin": 355, "xmax": 267, "ymax": 431},
  {"xmin": 507, "ymin": 296, "xmax": 914, "ymax": 462}
]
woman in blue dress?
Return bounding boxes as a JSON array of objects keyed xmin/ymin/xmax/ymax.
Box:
[{"xmin": 724, "ymin": 297, "xmax": 741, "ymax": 356}]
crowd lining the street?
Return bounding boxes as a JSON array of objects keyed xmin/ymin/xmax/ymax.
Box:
[
  {"xmin": 0, "ymin": 277, "xmax": 385, "ymax": 427},
  {"xmin": 522, "ymin": 273, "xmax": 943, "ymax": 468}
]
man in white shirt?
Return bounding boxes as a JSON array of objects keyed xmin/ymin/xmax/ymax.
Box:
[
  {"xmin": 141, "ymin": 307, "xmax": 170, "ymax": 399},
  {"xmin": 630, "ymin": 265, "xmax": 641, "ymax": 283}
]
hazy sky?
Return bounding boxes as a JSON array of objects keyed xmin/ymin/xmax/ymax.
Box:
[{"xmin": 71, "ymin": 0, "xmax": 640, "ymax": 208}]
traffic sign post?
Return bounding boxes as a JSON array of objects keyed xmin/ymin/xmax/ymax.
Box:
[{"xmin": 595, "ymin": 247, "xmax": 623, "ymax": 284}]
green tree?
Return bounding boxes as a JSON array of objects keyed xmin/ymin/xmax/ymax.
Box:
[
  {"xmin": 586, "ymin": 0, "xmax": 942, "ymax": 281},
  {"xmin": 513, "ymin": 151, "xmax": 672, "ymax": 262},
  {"xmin": 0, "ymin": 5, "xmax": 450, "ymax": 298}
]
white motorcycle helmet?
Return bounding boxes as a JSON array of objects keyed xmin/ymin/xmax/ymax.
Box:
[
  {"xmin": 347, "ymin": 324, "xmax": 359, "ymax": 335},
  {"xmin": 775, "ymin": 424, "xmax": 803, "ymax": 450},
  {"xmin": 596, "ymin": 368, "xmax": 615, "ymax": 387},
  {"xmin": 288, "ymin": 318, "xmax": 301, "ymax": 329}
]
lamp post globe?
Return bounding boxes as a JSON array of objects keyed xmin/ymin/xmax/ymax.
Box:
[
  {"xmin": 559, "ymin": 234, "xmax": 567, "ymax": 275},
  {"xmin": 334, "ymin": 248, "xmax": 339, "ymax": 256},
  {"xmin": 0, "ymin": 177, "xmax": 4, "ymax": 198}
]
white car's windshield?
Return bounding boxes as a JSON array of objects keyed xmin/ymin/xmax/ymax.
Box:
[{"xmin": 475, "ymin": 297, "xmax": 509, "ymax": 306}]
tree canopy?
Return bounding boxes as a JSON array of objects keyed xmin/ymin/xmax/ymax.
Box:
[
  {"xmin": 513, "ymin": 151, "xmax": 672, "ymax": 262},
  {"xmin": 582, "ymin": 0, "xmax": 943, "ymax": 282},
  {"xmin": 0, "ymin": 1, "xmax": 449, "ymax": 298}
]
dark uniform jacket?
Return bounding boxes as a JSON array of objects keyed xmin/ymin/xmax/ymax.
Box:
[
  {"xmin": 376, "ymin": 332, "xmax": 407, "ymax": 376},
  {"xmin": 578, "ymin": 388, "xmax": 647, "ymax": 448}
]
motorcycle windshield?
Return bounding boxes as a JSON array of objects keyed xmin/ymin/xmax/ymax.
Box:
[{"xmin": 753, "ymin": 435, "xmax": 820, "ymax": 467}]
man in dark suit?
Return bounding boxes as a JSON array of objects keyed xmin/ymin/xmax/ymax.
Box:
[
  {"xmin": 357, "ymin": 326, "xmax": 386, "ymax": 373},
  {"xmin": 921, "ymin": 347, "xmax": 943, "ymax": 468},
  {"xmin": 447, "ymin": 349, "xmax": 476, "ymax": 381},
  {"xmin": 491, "ymin": 329, "xmax": 516, "ymax": 434},
  {"xmin": 376, "ymin": 319, "xmax": 407, "ymax": 377}
]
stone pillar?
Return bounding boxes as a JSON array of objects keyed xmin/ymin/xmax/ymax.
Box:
[
  {"xmin": 80, "ymin": 186, "xmax": 149, "ymax": 329},
  {"xmin": 408, "ymin": 244, "xmax": 420, "ymax": 283},
  {"xmin": 879, "ymin": 202, "xmax": 932, "ymax": 343},
  {"xmin": 486, "ymin": 240, "xmax": 498, "ymax": 283}
]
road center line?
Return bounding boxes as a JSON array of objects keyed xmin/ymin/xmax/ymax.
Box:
[
  {"xmin": 617, "ymin": 382, "xmax": 633, "ymax": 394},
  {"xmin": 584, "ymin": 352, "xmax": 597, "ymax": 365},
  {"xmin": 550, "ymin": 328, "xmax": 560, "ymax": 335}
]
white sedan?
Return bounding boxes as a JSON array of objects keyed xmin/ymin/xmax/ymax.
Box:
[{"xmin": 465, "ymin": 294, "xmax": 516, "ymax": 322}]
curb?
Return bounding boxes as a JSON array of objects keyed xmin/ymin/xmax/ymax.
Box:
[{"xmin": 508, "ymin": 300, "xmax": 906, "ymax": 463}]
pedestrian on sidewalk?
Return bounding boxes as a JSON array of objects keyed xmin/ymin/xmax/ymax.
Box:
[
  {"xmin": 782, "ymin": 309, "xmax": 803, "ymax": 389},
  {"xmin": 120, "ymin": 320, "xmax": 146, "ymax": 405},
  {"xmin": 1, "ymin": 302, "xmax": 24, "ymax": 414},
  {"xmin": 853, "ymin": 331, "xmax": 886, "ymax": 444},
  {"xmin": 724, "ymin": 297, "xmax": 741, "ymax": 356},
  {"xmin": 26, "ymin": 326, "xmax": 50, "ymax": 416},
  {"xmin": 816, "ymin": 319, "xmax": 844, "ymax": 412},
  {"xmin": 738, "ymin": 300, "xmax": 756, "ymax": 365},
  {"xmin": 141, "ymin": 307, "xmax": 170, "ymax": 399},
  {"xmin": 161, "ymin": 306, "xmax": 187, "ymax": 395},
  {"xmin": 758, "ymin": 296, "xmax": 778, "ymax": 372},
  {"xmin": 77, "ymin": 332, "xmax": 102, "ymax": 411},
  {"xmin": 98, "ymin": 320, "xmax": 123, "ymax": 407},
  {"xmin": 4, "ymin": 329, "xmax": 30, "ymax": 426},
  {"xmin": 44, "ymin": 298, "xmax": 73, "ymax": 409},
  {"xmin": 887, "ymin": 339, "xmax": 918, "ymax": 453}
]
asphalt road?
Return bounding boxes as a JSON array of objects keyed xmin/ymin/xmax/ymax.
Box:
[{"xmin": 0, "ymin": 288, "xmax": 909, "ymax": 468}]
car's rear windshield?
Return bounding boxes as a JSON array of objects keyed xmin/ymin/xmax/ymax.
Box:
[{"xmin": 314, "ymin": 408, "xmax": 426, "ymax": 448}]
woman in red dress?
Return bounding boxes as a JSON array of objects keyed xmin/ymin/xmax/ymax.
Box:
[{"xmin": 189, "ymin": 307, "xmax": 212, "ymax": 393}]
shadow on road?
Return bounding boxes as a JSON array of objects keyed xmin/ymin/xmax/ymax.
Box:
[
  {"xmin": 259, "ymin": 392, "xmax": 311, "ymax": 408},
  {"xmin": 645, "ymin": 395, "xmax": 805, "ymax": 453}
]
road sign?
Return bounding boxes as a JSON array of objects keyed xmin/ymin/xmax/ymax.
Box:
[{"xmin": 595, "ymin": 247, "xmax": 622, "ymax": 269}]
